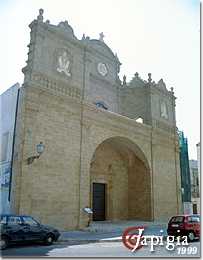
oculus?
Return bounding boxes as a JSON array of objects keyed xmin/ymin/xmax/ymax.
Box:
[{"xmin": 97, "ymin": 62, "xmax": 108, "ymax": 76}]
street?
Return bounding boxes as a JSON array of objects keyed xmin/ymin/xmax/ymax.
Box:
[{"xmin": 2, "ymin": 241, "xmax": 200, "ymax": 258}]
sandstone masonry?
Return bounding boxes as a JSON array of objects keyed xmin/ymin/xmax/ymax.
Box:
[{"xmin": 10, "ymin": 9, "xmax": 182, "ymax": 230}]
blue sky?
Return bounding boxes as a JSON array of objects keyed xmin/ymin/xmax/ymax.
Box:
[{"xmin": 0, "ymin": 0, "xmax": 200, "ymax": 159}]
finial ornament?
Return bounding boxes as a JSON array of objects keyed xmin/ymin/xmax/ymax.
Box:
[
  {"xmin": 82, "ymin": 34, "xmax": 86, "ymax": 40},
  {"xmin": 148, "ymin": 73, "xmax": 152, "ymax": 83},
  {"xmin": 64, "ymin": 20, "xmax": 69, "ymax": 26},
  {"xmin": 170, "ymin": 87, "xmax": 174, "ymax": 94},
  {"xmin": 99, "ymin": 32, "xmax": 105, "ymax": 42},
  {"xmin": 135, "ymin": 72, "xmax": 139, "ymax": 78},
  {"xmin": 37, "ymin": 8, "xmax": 44, "ymax": 22},
  {"xmin": 123, "ymin": 75, "xmax": 127, "ymax": 86}
]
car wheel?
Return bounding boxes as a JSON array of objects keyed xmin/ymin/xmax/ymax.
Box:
[
  {"xmin": 188, "ymin": 231, "xmax": 195, "ymax": 242},
  {"xmin": 44, "ymin": 234, "xmax": 54, "ymax": 245},
  {"xmin": 0, "ymin": 236, "xmax": 9, "ymax": 250}
]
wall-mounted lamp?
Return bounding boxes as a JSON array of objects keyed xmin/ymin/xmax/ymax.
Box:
[{"xmin": 27, "ymin": 142, "xmax": 45, "ymax": 165}]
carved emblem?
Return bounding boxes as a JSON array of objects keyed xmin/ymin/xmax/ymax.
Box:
[
  {"xmin": 56, "ymin": 50, "xmax": 72, "ymax": 77},
  {"xmin": 160, "ymin": 101, "xmax": 168, "ymax": 119},
  {"xmin": 97, "ymin": 62, "xmax": 108, "ymax": 76}
]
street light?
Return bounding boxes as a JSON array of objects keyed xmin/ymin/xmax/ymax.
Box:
[{"xmin": 27, "ymin": 142, "xmax": 45, "ymax": 165}]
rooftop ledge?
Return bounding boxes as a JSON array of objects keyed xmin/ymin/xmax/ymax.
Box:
[{"xmin": 83, "ymin": 101, "xmax": 152, "ymax": 132}]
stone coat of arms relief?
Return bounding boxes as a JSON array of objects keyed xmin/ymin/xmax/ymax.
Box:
[
  {"xmin": 56, "ymin": 49, "xmax": 72, "ymax": 77},
  {"xmin": 160, "ymin": 101, "xmax": 168, "ymax": 119}
]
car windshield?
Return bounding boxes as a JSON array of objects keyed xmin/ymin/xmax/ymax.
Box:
[
  {"xmin": 22, "ymin": 216, "xmax": 39, "ymax": 226},
  {"xmin": 170, "ymin": 216, "xmax": 184, "ymax": 223}
]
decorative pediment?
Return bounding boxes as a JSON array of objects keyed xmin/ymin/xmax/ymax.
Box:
[
  {"xmin": 89, "ymin": 39, "xmax": 119, "ymax": 63},
  {"xmin": 57, "ymin": 21, "xmax": 76, "ymax": 38},
  {"xmin": 128, "ymin": 72, "xmax": 146, "ymax": 88},
  {"xmin": 156, "ymin": 79, "xmax": 167, "ymax": 91}
]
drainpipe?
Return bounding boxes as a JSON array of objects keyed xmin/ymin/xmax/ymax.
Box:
[
  {"xmin": 77, "ymin": 44, "xmax": 87, "ymax": 228},
  {"xmin": 150, "ymin": 128, "xmax": 155, "ymax": 222},
  {"xmin": 9, "ymin": 87, "xmax": 20, "ymax": 203}
]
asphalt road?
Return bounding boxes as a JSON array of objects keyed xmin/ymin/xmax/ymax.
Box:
[{"xmin": 2, "ymin": 241, "xmax": 200, "ymax": 258}]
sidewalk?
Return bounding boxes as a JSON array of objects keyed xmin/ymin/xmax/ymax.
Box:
[{"xmin": 59, "ymin": 223, "xmax": 168, "ymax": 243}]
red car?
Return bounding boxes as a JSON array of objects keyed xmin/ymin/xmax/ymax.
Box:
[{"xmin": 167, "ymin": 214, "xmax": 200, "ymax": 241}]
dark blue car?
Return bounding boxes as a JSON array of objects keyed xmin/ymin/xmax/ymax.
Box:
[{"xmin": 0, "ymin": 214, "xmax": 60, "ymax": 249}]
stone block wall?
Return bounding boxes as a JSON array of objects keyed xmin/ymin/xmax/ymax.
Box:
[{"xmin": 10, "ymin": 11, "xmax": 182, "ymax": 230}]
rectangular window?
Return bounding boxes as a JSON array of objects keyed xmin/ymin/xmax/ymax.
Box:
[
  {"xmin": 188, "ymin": 216, "xmax": 200, "ymax": 223},
  {"xmin": 1, "ymin": 132, "xmax": 9, "ymax": 162},
  {"xmin": 0, "ymin": 216, "xmax": 7, "ymax": 224},
  {"xmin": 7, "ymin": 216, "xmax": 22, "ymax": 225}
]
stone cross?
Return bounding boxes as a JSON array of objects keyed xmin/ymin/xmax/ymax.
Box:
[
  {"xmin": 135, "ymin": 72, "xmax": 139, "ymax": 78},
  {"xmin": 123, "ymin": 75, "xmax": 127, "ymax": 86},
  {"xmin": 37, "ymin": 8, "xmax": 44, "ymax": 22},
  {"xmin": 148, "ymin": 73, "xmax": 152, "ymax": 83},
  {"xmin": 99, "ymin": 32, "xmax": 105, "ymax": 42}
]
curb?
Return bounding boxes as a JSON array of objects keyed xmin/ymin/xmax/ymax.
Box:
[
  {"xmin": 58, "ymin": 239, "xmax": 122, "ymax": 243},
  {"xmin": 58, "ymin": 236, "xmax": 168, "ymax": 243}
]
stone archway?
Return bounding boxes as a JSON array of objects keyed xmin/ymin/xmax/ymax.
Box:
[{"xmin": 90, "ymin": 137, "xmax": 152, "ymax": 221}]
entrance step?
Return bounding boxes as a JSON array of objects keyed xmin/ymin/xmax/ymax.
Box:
[{"xmin": 84, "ymin": 220, "xmax": 167, "ymax": 233}]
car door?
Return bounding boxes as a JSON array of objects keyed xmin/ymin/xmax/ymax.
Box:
[
  {"xmin": 6, "ymin": 216, "xmax": 24, "ymax": 241},
  {"xmin": 21, "ymin": 216, "xmax": 43, "ymax": 241}
]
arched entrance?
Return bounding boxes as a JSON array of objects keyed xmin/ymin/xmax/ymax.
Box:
[{"xmin": 90, "ymin": 137, "xmax": 152, "ymax": 221}]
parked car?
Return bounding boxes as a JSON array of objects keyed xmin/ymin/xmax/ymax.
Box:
[
  {"xmin": 0, "ymin": 214, "xmax": 60, "ymax": 249},
  {"xmin": 167, "ymin": 214, "xmax": 200, "ymax": 241}
]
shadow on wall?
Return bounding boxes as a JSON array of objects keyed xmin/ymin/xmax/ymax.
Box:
[{"xmin": 90, "ymin": 136, "xmax": 152, "ymax": 222}]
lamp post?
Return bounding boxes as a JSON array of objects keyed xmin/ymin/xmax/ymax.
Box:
[{"xmin": 27, "ymin": 142, "xmax": 45, "ymax": 165}]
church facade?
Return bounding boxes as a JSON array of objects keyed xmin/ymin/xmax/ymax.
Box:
[{"xmin": 11, "ymin": 10, "xmax": 182, "ymax": 230}]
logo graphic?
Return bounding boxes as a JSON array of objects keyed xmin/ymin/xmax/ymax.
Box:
[
  {"xmin": 122, "ymin": 226, "xmax": 146, "ymax": 251},
  {"xmin": 122, "ymin": 226, "xmax": 190, "ymax": 253}
]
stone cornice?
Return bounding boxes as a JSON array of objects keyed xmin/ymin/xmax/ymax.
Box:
[
  {"xmin": 82, "ymin": 103, "xmax": 177, "ymax": 146},
  {"xmin": 22, "ymin": 82, "xmax": 177, "ymax": 151},
  {"xmin": 28, "ymin": 72, "xmax": 81, "ymax": 100},
  {"xmin": 83, "ymin": 102, "xmax": 152, "ymax": 138},
  {"xmin": 23, "ymin": 72, "xmax": 177, "ymax": 148}
]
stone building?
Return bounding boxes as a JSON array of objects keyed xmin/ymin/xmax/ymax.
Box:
[
  {"xmin": 10, "ymin": 10, "xmax": 182, "ymax": 230},
  {"xmin": 189, "ymin": 160, "xmax": 200, "ymax": 214}
]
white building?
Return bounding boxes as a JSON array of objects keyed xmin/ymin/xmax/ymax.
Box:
[
  {"xmin": 189, "ymin": 159, "xmax": 200, "ymax": 214},
  {"xmin": 197, "ymin": 142, "xmax": 200, "ymax": 182},
  {"xmin": 0, "ymin": 83, "xmax": 20, "ymax": 213}
]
